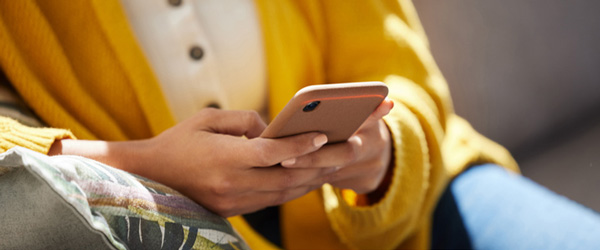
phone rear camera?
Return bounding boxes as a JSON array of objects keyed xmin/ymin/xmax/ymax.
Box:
[{"xmin": 303, "ymin": 101, "xmax": 320, "ymax": 112}]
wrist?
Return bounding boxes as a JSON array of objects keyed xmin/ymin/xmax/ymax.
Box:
[
  {"xmin": 365, "ymin": 120, "xmax": 395, "ymax": 204},
  {"xmin": 365, "ymin": 160, "xmax": 394, "ymax": 204},
  {"xmin": 48, "ymin": 138, "xmax": 65, "ymax": 156}
]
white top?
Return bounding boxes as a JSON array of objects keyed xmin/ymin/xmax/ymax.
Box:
[{"xmin": 119, "ymin": 0, "xmax": 268, "ymax": 122}]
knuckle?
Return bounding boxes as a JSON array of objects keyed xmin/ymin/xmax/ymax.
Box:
[
  {"xmin": 252, "ymin": 141, "xmax": 274, "ymax": 166},
  {"xmin": 295, "ymin": 132, "xmax": 318, "ymax": 150},
  {"xmin": 305, "ymin": 155, "xmax": 318, "ymax": 168},
  {"xmin": 278, "ymin": 171, "xmax": 298, "ymax": 189},
  {"xmin": 243, "ymin": 110, "xmax": 262, "ymax": 124},
  {"xmin": 343, "ymin": 143, "xmax": 359, "ymax": 164},
  {"xmin": 192, "ymin": 110, "xmax": 209, "ymax": 123},
  {"xmin": 194, "ymin": 108, "xmax": 221, "ymax": 125},
  {"xmin": 325, "ymin": 171, "xmax": 337, "ymax": 184},
  {"xmin": 210, "ymin": 178, "xmax": 234, "ymax": 196},
  {"xmin": 319, "ymin": 169, "xmax": 335, "ymax": 184}
]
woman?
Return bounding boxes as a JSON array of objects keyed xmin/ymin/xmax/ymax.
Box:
[{"xmin": 2, "ymin": 0, "xmax": 598, "ymax": 249}]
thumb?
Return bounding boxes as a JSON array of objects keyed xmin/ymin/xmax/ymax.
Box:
[
  {"xmin": 365, "ymin": 98, "xmax": 394, "ymax": 124},
  {"xmin": 355, "ymin": 98, "xmax": 393, "ymax": 132}
]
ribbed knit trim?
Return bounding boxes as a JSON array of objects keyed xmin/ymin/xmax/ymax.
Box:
[
  {"xmin": 0, "ymin": 117, "xmax": 74, "ymax": 154},
  {"xmin": 323, "ymin": 102, "xmax": 430, "ymax": 249}
]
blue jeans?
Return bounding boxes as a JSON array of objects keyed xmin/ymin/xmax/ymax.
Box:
[{"xmin": 431, "ymin": 164, "xmax": 600, "ymax": 249}]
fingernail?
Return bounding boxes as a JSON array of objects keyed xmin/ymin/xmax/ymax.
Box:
[
  {"xmin": 313, "ymin": 134, "xmax": 328, "ymax": 147},
  {"xmin": 281, "ymin": 158, "xmax": 296, "ymax": 167}
]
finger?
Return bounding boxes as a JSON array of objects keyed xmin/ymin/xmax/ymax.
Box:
[
  {"xmin": 216, "ymin": 184, "xmax": 321, "ymax": 217},
  {"xmin": 339, "ymin": 157, "xmax": 385, "ymax": 182},
  {"xmin": 302, "ymin": 157, "xmax": 379, "ymax": 187},
  {"xmin": 362, "ymin": 98, "xmax": 394, "ymax": 126},
  {"xmin": 281, "ymin": 135, "xmax": 364, "ymax": 168},
  {"xmin": 373, "ymin": 98, "xmax": 394, "ymax": 120},
  {"xmin": 194, "ymin": 109, "xmax": 267, "ymax": 138},
  {"xmin": 328, "ymin": 177, "xmax": 376, "ymax": 194},
  {"xmin": 328, "ymin": 173, "xmax": 383, "ymax": 195},
  {"xmin": 241, "ymin": 166, "xmax": 336, "ymax": 192},
  {"xmin": 237, "ymin": 133, "xmax": 328, "ymax": 167},
  {"xmin": 257, "ymin": 185, "xmax": 322, "ymax": 207},
  {"xmin": 353, "ymin": 120, "xmax": 391, "ymax": 156},
  {"xmin": 213, "ymin": 166, "xmax": 330, "ymax": 216},
  {"xmin": 322, "ymin": 158, "xmax": 387, "ymax": 194}
]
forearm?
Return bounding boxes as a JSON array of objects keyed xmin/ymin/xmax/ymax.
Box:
[{"xmin": 48, "ymin": 139, "xmax": 153, "ymax": 177}]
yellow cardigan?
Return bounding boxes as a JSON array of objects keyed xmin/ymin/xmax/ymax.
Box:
[{"xmin": 0, "ymin": 0, "xmax": 518, "ymax": 249}]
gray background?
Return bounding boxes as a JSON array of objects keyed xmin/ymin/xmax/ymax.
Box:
[{"xmin": 413, "ymin": 1, "xmax": 600, "ymax": 211}]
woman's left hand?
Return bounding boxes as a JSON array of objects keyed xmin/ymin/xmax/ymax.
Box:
[{"xmin": 281, "ymin": 99, "xmax": 394, "ymax": 194}]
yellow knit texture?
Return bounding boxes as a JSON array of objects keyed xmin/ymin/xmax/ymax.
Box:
[{"xmin": 0, "ymin": 0, "xmax": 518, "ymax": 249}]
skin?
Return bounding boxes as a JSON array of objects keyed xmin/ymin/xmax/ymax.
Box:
[{"xmin": 49, "ymin": 99, "xmax": 394, "ymax": 217}]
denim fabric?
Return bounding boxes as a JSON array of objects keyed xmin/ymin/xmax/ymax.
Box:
[{"xmin": 432, "ymin": 164, "xmax": 600, "ymax": 249}]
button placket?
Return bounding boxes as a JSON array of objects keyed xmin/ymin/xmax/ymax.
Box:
[
  {"xmin": 174, "ymin": 2, "xmax": 228, "ymax": 116},
  {"xmin": 189, "ymin": 46, "xmax": 204, "ymax": 60},
  {"xmin": 121, "ymin": 0, "xmax": 230, "ymax": 122},
  {"xmin": 167, "ymin": 0, "xmax": 182, "ymax": 7}
]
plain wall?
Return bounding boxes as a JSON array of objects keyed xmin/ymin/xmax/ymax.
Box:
[
  {"xmin": 413, "ymin": 0, "xmax": 600, "ymax": 156},
  {"xmin": 413, "ymin": 1, "xmax": 600, "ymax": 211}
]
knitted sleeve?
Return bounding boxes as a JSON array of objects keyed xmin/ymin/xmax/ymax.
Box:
[
  {"xmin": 0, "ymin": 116, "xmax": 74, "ymax": 154},
  {"xmin": 0, "ymin": 74, "xmax": 74, "ymax": 155},
  {"xmin": 318, "ymin": 0, "xmax": 518, "ymax": 249}
]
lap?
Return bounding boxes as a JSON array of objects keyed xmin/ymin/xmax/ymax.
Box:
[{"xmin": 432, "ymin": 164, "xmax": 600, "ymax": 249}]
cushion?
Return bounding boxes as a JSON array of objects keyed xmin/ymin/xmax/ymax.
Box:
[{"xmin": 0, "ymin": 147, "xmax": 249, "ymax": 250}]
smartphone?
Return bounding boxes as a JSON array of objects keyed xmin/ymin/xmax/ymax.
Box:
[{"xmin": 261, "ymin": 81, "xmax": 388, "ymax": 143}]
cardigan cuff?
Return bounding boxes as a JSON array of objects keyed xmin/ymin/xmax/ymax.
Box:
[
  {"xmin": 0, "ymin": 117, "xmax": 75, "ymax": 154},
  {"xmin": 321, "ymin": 103, "xmax": 429, "ymax": 249}
]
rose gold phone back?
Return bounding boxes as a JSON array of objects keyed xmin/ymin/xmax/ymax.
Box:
[{"xmin": 262, "ymin": 82, "xmax": 388, "ymax": 143}]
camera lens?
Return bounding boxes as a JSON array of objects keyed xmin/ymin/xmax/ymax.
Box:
[{"xmin": 303, "ymin": 101, "xmax": 320, "ymax": 112}]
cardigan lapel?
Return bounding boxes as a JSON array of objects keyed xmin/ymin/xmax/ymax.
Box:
[{"xmin": 90, "ymin": 0, "xmax": 176, "ymax": 136}]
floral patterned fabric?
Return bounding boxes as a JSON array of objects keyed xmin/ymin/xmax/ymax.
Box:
[{"xmin": 0, "ymin": 147, "xmax": 248, "ymax": 250}]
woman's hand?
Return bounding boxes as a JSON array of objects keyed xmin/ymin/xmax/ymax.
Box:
[
  {"xmin": 280, "ymin": 99, "xmax": 394, "ymax": 194},
  {"xmin": 50, "ymin": 108, "xmax": 334, "ymax": 217}
]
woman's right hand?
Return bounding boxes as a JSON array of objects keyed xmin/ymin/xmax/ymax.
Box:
[{"xmin": 50, "ymin": 108, "xmax": 331, "ymax": 217}]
